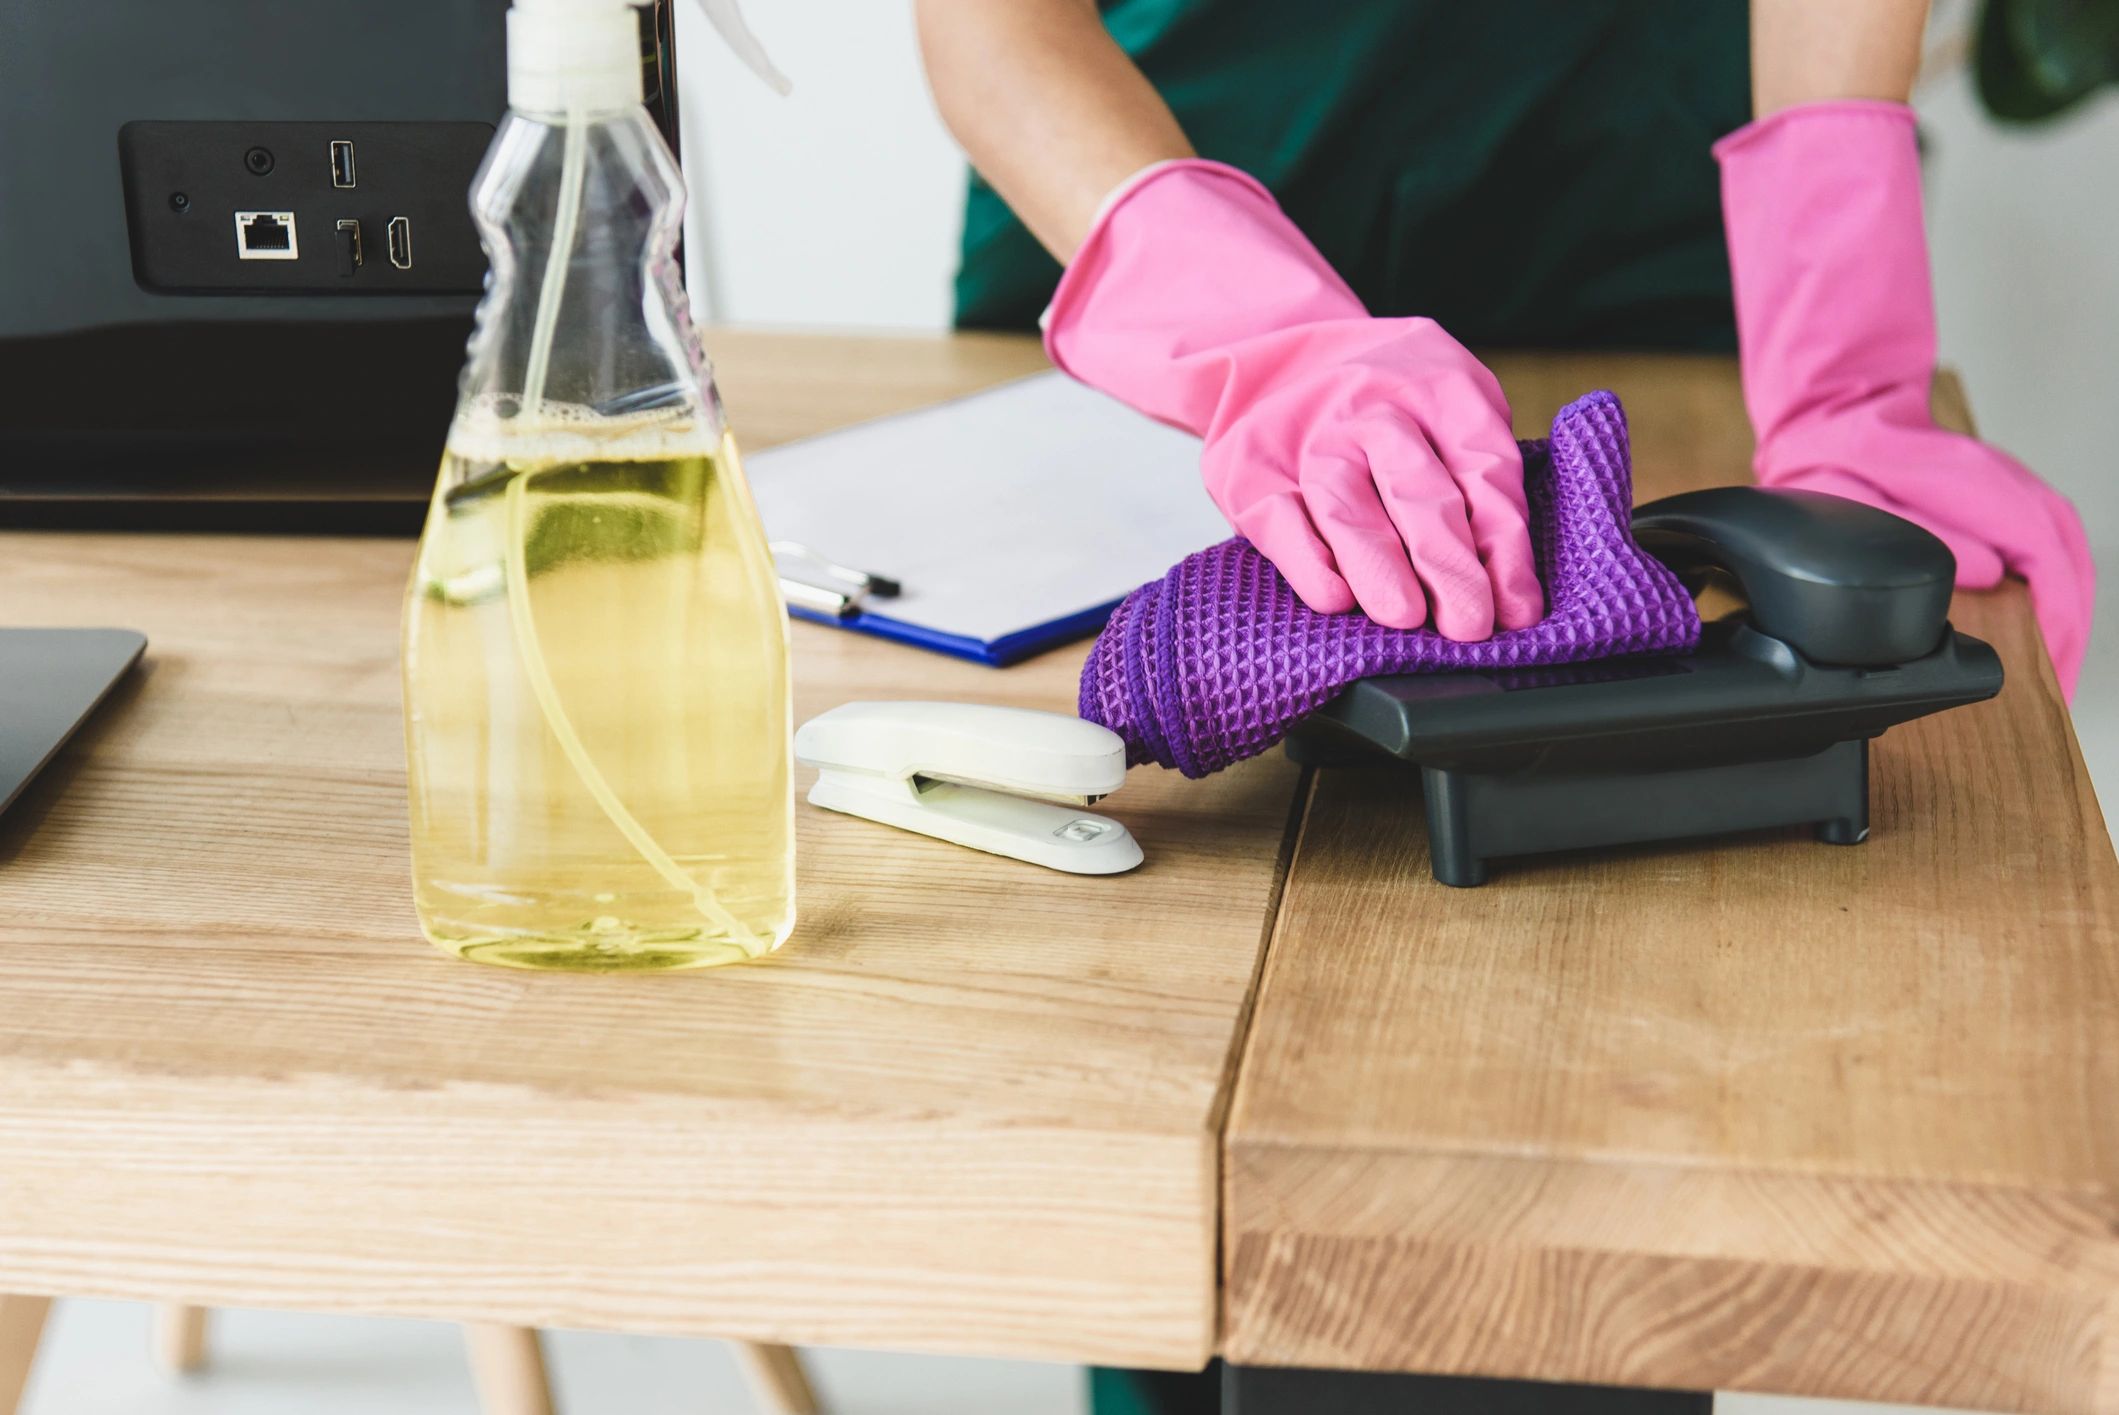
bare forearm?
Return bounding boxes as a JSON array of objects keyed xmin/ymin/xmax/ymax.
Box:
[
  {"xmin": 1750, "ymin": 0, "xmax": 1932, "ymax": 115},
  {"xmin": 914, "ymin": 0, "xmax": 1192, "ymax": 262}
]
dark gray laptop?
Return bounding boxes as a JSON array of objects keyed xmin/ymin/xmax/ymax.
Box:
[{"xmin": 0, "ymin": 629, "xmax": 146, "ymax": 815}]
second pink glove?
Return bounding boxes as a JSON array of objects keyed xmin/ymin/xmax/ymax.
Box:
[
  {"xmin": 1044, "ymin": 160, "xmax": 1543, "ymax": 640},
  {"xmin": 1717, "ymin": 101, "xmax": 2095, "ymax": 697}
]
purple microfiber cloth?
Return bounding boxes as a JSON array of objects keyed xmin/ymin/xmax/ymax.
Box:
[{"xmin": 1080, "ymin": 390, "xmax": 1703, "ymax": 778}]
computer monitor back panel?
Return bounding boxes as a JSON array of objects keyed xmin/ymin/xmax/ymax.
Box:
[{"xmin": 0, "ymin": 1, "xmax": 681, "ymax": 527}]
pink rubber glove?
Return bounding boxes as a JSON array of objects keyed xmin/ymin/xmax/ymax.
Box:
[
  {"xmin": 1718, "ymin": 101, "xmax": 2095, "ymax": 698},
  {"xmin": 1044, "ymin": 160, "xmax": 1543, "ymax": 639}
]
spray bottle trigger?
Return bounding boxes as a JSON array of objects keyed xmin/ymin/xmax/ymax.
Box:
[{"xmin": 691, "ymin": 0, "xmax": 791, "ymax": 95}]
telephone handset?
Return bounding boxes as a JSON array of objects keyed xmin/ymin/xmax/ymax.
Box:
[
  {"xmin": 1288, "ymin": 485, "xmax": 2004, "ymax": 887},
  {"xmin": 1631, "ymin": 486, "xmax": 1956, "ymax": 667}
]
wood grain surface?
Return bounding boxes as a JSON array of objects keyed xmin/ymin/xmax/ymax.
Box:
[
  {"xmin": 0, "ymin": 330, "xmax": 1295, "ymax": 1368},
  {"xmin": 1222, "ymin": 355, "xmax": 2119, "ymax": 1412}
]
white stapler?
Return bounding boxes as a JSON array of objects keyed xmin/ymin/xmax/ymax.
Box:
[{"xmin": 793, "ymin": 701, "xmax": 1143, "ymax": 875}]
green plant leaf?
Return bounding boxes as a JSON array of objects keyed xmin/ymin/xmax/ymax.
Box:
[{"xmin": 1976, "ymin": 0, "xmax": 2119, "ymax": 122}]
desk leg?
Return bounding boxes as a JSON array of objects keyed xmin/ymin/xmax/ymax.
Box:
[
  {"xmin": 729, "ymin": 1342, "xmax": 820, "ymax": 1415},
  {"xmin": 1222, "ymin": 1365, "xmax": 1711, "ymax": 1414},
  {"xmin": 152, "ymin": 1304, "xmax": 209, "ymax": 1371},
  {"xmin": 464, "ymin": 1325, "xmax": 555, "ymax": 1415},
  {"xmin": 0, "ymin": 1296, "xmax": 52, "ymax": 1415}
]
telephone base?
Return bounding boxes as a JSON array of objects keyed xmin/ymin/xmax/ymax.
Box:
[
  {"xmin": 1410, "ymin": 740, "xmax": 1867, "ymax": 887},
  {"xmin": 1284, "ymin": 619, "xmax": 1999, "ymax": 887}
]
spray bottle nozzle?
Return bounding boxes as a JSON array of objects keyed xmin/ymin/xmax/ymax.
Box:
[
  {"xmin": 694, "ymin": 0, "xmax": 792, "ymax": 96},
  {"xmin": 508, "ymin": 0, "xmax": 789, "ymax": 114}
]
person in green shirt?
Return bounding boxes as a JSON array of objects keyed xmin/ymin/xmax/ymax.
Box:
[
  {"xmin": 913, "ymin": 0, "xmax": 2094, "ymax": 701},
  {"xmin": 904, "ymin": 1, "xmax": 2097, "ymax": 1408}
]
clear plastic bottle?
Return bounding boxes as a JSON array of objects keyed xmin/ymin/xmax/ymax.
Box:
[{"xmin": 403, "ymin": 0, "xmax": 793, "ymax": 971}]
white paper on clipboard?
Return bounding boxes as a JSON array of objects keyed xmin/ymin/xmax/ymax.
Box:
[{"xmin": 745, "ymin": 371, "xmax": 1229, "ymax": 651}]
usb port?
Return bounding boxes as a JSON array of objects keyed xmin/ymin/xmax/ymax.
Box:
[
  {"xmin": 329, "ymin": 139, "xmax": 356, "ymax": 189},
  {"xmin": 234, "ymin": 210, "xmax": 299, "ymax": 260},
  {"xmin": 386, "ymin": 215, "xmax": 412, "ymax": 270}
]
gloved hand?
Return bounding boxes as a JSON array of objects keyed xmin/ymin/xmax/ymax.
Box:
[
  {"xmin": 1718, "ymin": 100, "xmax": 2095, "ymax": 698},
  {"xmin": 1044, "ymin": 160, "xmax": 1543, "ymax": 639}
]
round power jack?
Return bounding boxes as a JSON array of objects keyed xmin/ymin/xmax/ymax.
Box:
[
  {"xmin": 168, "ymin": 191, "xmax": 191, "ymax": 213},
  {"xmin": 244, "ymin": 147, "xmax": 275, "ymax": 175}
]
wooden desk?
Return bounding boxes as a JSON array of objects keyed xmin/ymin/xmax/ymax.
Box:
[
  {"xmin": 3, "ymin": 335, "xmax": 2111, "ymax": 1412},
  {"xmin": 0, "ymin": 330, "xmax": 1300, "ymax": 1370},
  {"xmin": 1223, "ymin": 355, "xmax": 2119, "ymax": 1415}
]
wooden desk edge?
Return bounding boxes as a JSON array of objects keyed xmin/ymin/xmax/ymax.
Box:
[
  {"xmin": 0, "ymin": 1055, "xmax": 1224, "ymax": 1368},
  {"xmin": 1220, "ymin": 1137, "xmax": 2118, "ymax": 1411}
]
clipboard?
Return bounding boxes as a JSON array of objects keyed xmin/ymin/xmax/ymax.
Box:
[{"xmin": 746, "ymin": 371, "xmax": 1229, "ymax": 666}]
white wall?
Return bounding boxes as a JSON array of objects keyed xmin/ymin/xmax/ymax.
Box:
[
  {"xmin": 678, "ymin": 5, "xmax": 2119, "ymax": 791},
  {"xmin": 675, "ymin": 0, "xmax": 961, "ymax": 329},
  {"xmin": 1916, "ymin": 73, "xmax": 2119, "ymax": 792}
]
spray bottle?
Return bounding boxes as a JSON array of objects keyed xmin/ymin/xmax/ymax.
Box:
[{"xmin": 402, "ymin": 0, "xmax": 794, "ymax": 971}]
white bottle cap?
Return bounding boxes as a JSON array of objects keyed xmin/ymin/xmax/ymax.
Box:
[
  {"xmin": 507, "ymin": 0, "xmax": 789, "ymax": 117},
  {"xmin": 508, "ymin": 0, "xmax": 643, "ymax": 116}
]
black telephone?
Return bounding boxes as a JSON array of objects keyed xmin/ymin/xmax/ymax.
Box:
[{"xmin": 1286, "ymin": 485, "xmax": 2004, "ymax": 886}]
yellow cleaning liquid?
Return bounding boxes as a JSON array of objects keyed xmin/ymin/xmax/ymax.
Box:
[{"xmin": 403, "ymin": 405, "xmax": 794, "ymax": 971}]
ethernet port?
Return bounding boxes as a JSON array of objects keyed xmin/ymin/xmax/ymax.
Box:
[{"xmin": 234, "ymin": 210, "xmax": 299, "ymax": 261}]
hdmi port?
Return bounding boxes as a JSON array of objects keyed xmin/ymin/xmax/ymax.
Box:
[{"xmin": 386, "ymin": 215, "xmax": 412, "ymax": 270}]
